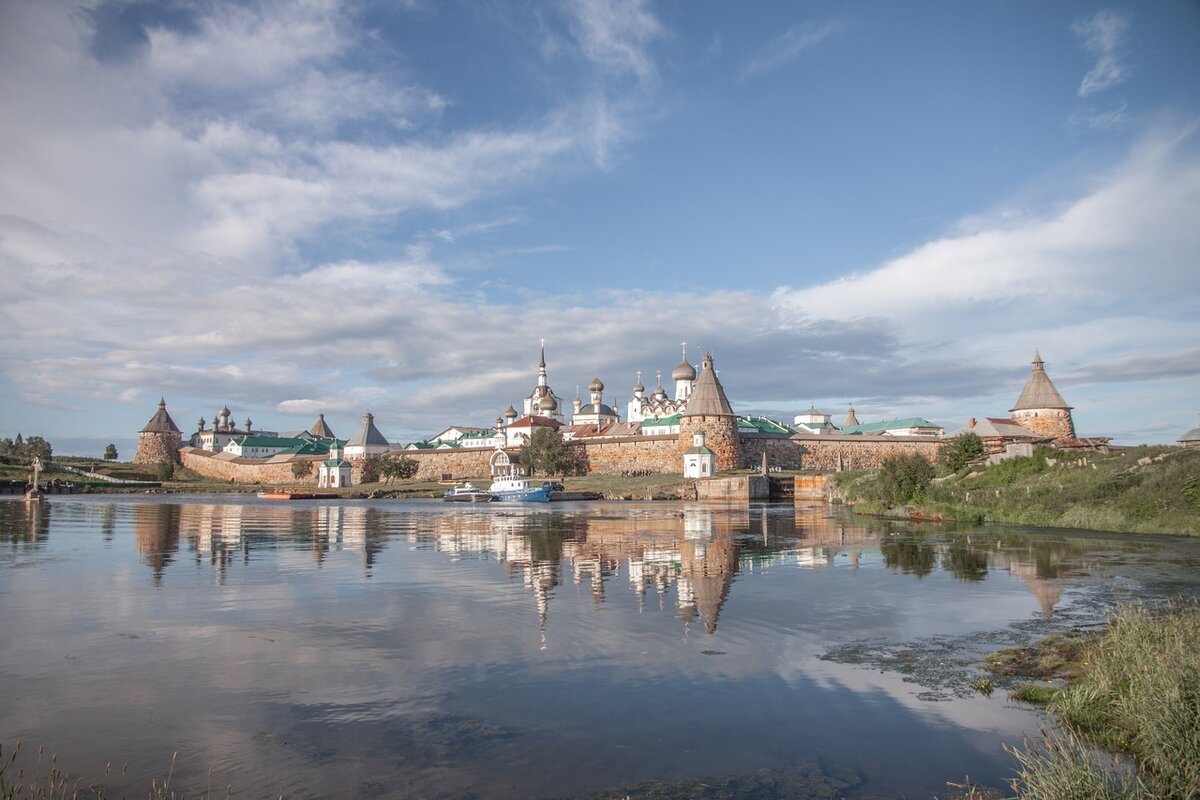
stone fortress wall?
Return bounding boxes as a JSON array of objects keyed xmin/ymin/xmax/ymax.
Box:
[
  {"xmin": 791, "ymin": 435, "xmax": 942, "ymax": 471},
  {"xmin": 158, "ymin": 349, "xmax": 1098, "ymax": 487},
  {"xmin": 181, "ymin": 448, "xmax": 322, "ymax": 484},
  {"xmin": 134, "ymin": 432, "xmax": 182, "ymax": 465},
  {"xmin": 180, "ymin": 432, "xmax": 944, "ymax": 485},
  {"xmin": 1012, "ymin": 408, "xmax": 1075, "ymax": 442}
]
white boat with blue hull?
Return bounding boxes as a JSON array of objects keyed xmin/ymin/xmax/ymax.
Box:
[
  {"xmin": 488, "ymin": 477, "xmax": 552, "ymax": 503},
  {"xmin": 443, "ymin": 482, "xmax": 495, "ymax": 502}
]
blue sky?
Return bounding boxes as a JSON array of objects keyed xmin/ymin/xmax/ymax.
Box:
[{"xmin": 1, "ymin": 0, "xmax": 1199, "ymax": 456}]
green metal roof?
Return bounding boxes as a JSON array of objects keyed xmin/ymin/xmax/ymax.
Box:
[
  {"xmin": 839, "ymin": 417, "xmax": 940, "ymax": 435},
  {"xmin": 231, "ymin": 436, "xmax": 307, "ymax": 449},
  {"xmin": 737, "ymin": 416, "xmax": 797, "ymax": 434},
  {"xmin": 640, "ymin": 414, "xmax": 681, "ymax": 428}
]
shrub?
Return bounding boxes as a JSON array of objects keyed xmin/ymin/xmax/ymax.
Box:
[
  {"xmin": 378, "ymin": 456, "xmax": 419, "ymax": 484},
  {"xmin": 155, "ymin": 460, "xmax": 175, "ymax": 481},
  {"xmin": 941, "ymin": 431, "xmax": 985, "ymax": 471},
  {"xmin": 876, "ymin": 453, "xmax": 935, "ymax": 506}
]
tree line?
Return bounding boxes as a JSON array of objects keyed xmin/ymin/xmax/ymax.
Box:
[{"xmin": 0, "ymin": 434, "xmax": 53, "ymax": 462}]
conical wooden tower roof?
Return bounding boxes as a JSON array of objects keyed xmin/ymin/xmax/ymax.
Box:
[
  {"xmin": 681, "ymin": 354, "xmax": 734, "ymax": 417},
  {"xmin": 1011, "ymin": 352, "xmax": 1071, "ymax": 411},
  {"xmin": 140, "ymin": 398, "xmax": 181, "ymax": 433},
  {"xmin": 307, "ymin": 413, "xmax": 336, "ymax": 439}
]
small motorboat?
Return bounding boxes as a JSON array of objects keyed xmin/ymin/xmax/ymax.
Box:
[
  {"xmin": 443, "ymin": 482, "xmax": 495, "ymax": 502},
  {"xmin": 487, "ymin": 477, "xmax": 552, "ymax": 503}
]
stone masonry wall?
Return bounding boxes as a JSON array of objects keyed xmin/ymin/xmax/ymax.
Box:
[
  {"xmin": 792, "ymin": 436, "xmax": 942, "ymax": 471},
  {"xmin": 181, "ymin": 448, "xmax": 320, "ymax": 483},
  {"xmin": 573, "ymin": 436, "xmax": 680, "ymax": 475},
  {"xmin": 679, "ymin": 416, "xmax": 740, "ymax": 472},
  {"xmin": 372, "ymin": 450, "xmax": 496, "ymax": 482},
  {"xmin": 134, "ymin": 432, "xmax": 182, "ymax": 465},
  {"xmin": 1011, "ymin": 409, "xmax": 1075, "ymax": 442},
  {"xmin": 739, "ymin": 436, "xmax": 805, "ymax": 470}
]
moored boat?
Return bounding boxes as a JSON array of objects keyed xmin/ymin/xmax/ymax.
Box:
[
  {"xmin": 442, "ymin": 482, "xmax": 495, "ymax": 502},
  {"xmin": 487, "ymin": 477, "xmax": 552, "ymax": 503},
  {"xmin": 257, "ymin": 491, "xmax": 338, "ymax": 500}
]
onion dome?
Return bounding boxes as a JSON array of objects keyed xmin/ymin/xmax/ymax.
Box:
[
  {"xmin": 672, "ymin": 358, "xmax": 697, "ymax": 382},
  {"xmin": 589, "ymin": 376, "xmax": 604, "ymax": 393},
  {"xmin": 539, "ymin": 393, "xmax": 558, "ymax": 412},
  {"xmin": 652, "ymin": 384, "xmax": 667, "ymax": 400},
  {"xmin": 495, "ymin": 416, "xmax": 504, "ymax": 427},
  {"xmin": 505, "ymin": 405, "xmax": 518, "ymax": 419},
  {"xmin": 633, "ymin": 378, "xmax": 645, "ymax": 393}
]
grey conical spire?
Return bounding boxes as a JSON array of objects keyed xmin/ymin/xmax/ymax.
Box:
[
  {"xmin": 1011, "ymin": 352, "xmax": 1071, "ymax": 411},
  {"xmin": 681, "ymin": 354, "xmax": 734, "ymax": 417},
  {"xmin": 141, "ymin": 398, "xmax": 181, "ymax": 433}
]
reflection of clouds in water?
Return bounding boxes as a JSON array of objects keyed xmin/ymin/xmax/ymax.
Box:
[{"xmin": 6, "ymin": 498, "xmax": 1200, "ymax": 798}]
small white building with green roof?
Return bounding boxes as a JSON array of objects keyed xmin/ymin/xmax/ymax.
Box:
[
  {"xmin": 317, "ymin": 443, "xmax": 352, "ymax": 488},
  {"xmin": 683, "ymin": 431, "xmax": 716, "ymax": 478}
]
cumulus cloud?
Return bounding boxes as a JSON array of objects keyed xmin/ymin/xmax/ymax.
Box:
[
  {"xmin": 0, "ymin": 0, "xmax": 651, "ymax": 272},
  {"xmin": 5, "ymin": 125, "xmax": 1200, "ymax": 442},
  {"xmin": 740, "ymin": 20, "xmax": 843, "ymax": 81},
  {"xmin": 1073, "ymin": 10, "xmax": 1131, "ymax": 97},
  {"xmin": 771, "ymin": 127, "xmax": 1200, "ymax": 363}
]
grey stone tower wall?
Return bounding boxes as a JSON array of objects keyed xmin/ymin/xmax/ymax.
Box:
[
  {"xmin": 134, "ymin": 431, "xmax": 182, "ymax": 465},
  {"xmin": 678, "ymin": 415, "xmax": 740, "ymax": 472},
  {"xmin": 1012, "ymin": 409, "xmax": 1076, "ymax": 442}
]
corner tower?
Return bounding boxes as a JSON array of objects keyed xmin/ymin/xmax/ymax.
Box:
[
  {"xmin": 678, "ymin": 354, "xmax": 740, "ymax": 471},
  {"xmin": 134, "ymin": 398, "xmax": 183, "ymax": 464},
  {"xmin": 1011, "ymin": 352, "xmax": 1076, "ymax": 442}
]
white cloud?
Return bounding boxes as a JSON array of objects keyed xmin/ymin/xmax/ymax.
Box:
[
  {"xmin": 1073, "ymin": 10, "xmax": 1131, "ymax": 98},
  {"xmin": 0, "ymin": 0, "xmax": 649, "ymax": 272},
  {"xmin": 565, "ymin": 0, "xmax": 664, "ymax": 84},
  {"xmin": 1070, "ymin": 102, "xmax": 1130, "ymax": 130},
  {"xmin": 772, "ymin": 127, "xmax": 1200, "ymax": 357},
  {"xmin": 740, "ymin": 20, "xmax": 843, "ymax": 81}
]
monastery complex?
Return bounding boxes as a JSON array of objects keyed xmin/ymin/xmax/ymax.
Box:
[{"xmin": 134, "ymin": 346, "xmax": 1108, "ymax": 487}]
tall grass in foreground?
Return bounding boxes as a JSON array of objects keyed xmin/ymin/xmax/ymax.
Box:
[
  {"xmin": 1008, "ymin": 602, "xmax": 1200, "ymax": 799},
  {"xmin": 0, "ymin": 743, "xmax": 222, "ymax": 800}
]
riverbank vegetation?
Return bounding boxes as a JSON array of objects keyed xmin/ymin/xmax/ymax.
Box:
[
  {"xmin": 987, "ymin": 601, "xmax": 1200, "ymax": 799},
  {"xmin": 833, "ymin": 445, "xmax": 1200, "ymax": 535}
]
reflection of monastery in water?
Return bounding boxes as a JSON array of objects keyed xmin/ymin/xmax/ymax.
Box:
[{"xmin": 117, "ymin": 501, "xmax": 1081, "ymax": 624}]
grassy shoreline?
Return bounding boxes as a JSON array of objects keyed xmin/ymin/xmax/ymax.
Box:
[
  {"xmin": 984, "ymin": 601, "xmax": 1200, "ymax": 799},
  {"xmin": 833, "ymin": 446, "xmax": 1200, "ymax": 536}
]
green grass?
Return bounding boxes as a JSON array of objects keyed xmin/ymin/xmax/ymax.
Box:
[
  {"xmin": 1002, "ymin": 601, "xmax": 1200, "ymax": 799},
  {"xmin": 839, "ymin": 446, "xmax": 1200, "ymax": 535},
  {"xmin": 1005, "ymin": 731, "xmax": 1145, "ymax": 800},
  {"xmin": 1010, "ymin": 684, "xmax": 1061, "ymax": 705}
]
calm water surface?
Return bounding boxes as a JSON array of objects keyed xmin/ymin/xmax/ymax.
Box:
[{"xmin": 2, "ymin": 496, "xmax": 1199, "ymax": 799}]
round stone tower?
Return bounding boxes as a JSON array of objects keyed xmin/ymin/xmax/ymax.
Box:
[
  {"xmin": 678, "ymin": 353, "xmax": 741, "ymax": 472},
  {"xmin": 134, "ymin": 398, "xmax": 183, "ymax": 464},
  {"xmin": 1010, "ymin": 352, "xmax": 1076, "ymax": 442}
]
